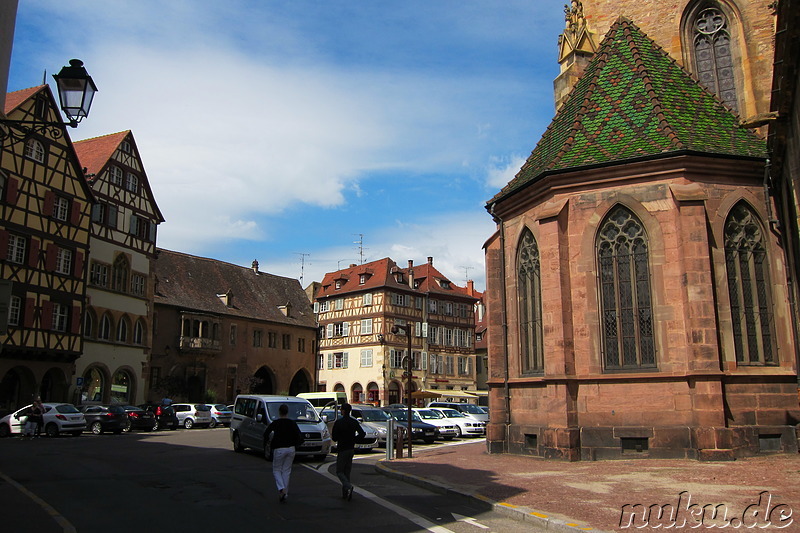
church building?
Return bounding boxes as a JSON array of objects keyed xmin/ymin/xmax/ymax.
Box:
[{"xmin": 483, "ymin": 1, "xmax": 799, "ymax": 460}]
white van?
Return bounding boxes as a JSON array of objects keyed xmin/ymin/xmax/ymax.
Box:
[
  {"xmin": 296, "ymin": 391, "xmax": 347, "ymax": 411},
  {"xmin": 230, "ymin": 395, "xmax": 331, "ymax": 460}
]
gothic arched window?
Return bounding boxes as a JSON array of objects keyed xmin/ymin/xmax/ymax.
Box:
[
  {"xmin": 597, "ymin": 206, "xmax": 656, "ymax": 371},
  {"xmin": 724, "ymin": 202, "xmax": 775, "ymax": 365},
  {"xmin": 517, "ymin": 229, "xmax": 543, "ymax": 374},
  {"xmin": 112, "ymin": 255, "xmax": 130, "ymax": 292},
  {"xmin": 691, "ymin": 3, "xmax": 738, "ymax": 112}
]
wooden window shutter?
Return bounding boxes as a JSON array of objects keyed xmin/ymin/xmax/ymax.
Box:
[
  {"xmin": 41, "ymin": 300, "xmax": 53, "ymax": 330},
  {"xmin": 327, "ymin": 353, "xmax": 333, "ymax": 369},
  {"xmin": 70, "ymin": 200, "xmax": 81, "ymax": 225},
  {"xmin": 27, "ymin": 238, "xmax": 40, "ymax": 268},
  {"xmin": 45, "ymin": 243, "xmax": 58, "ymax": 271},
  {"xmin": 24, "ymin": 298, "xmax": 36, "ymax": 327},
  {"xmin": 70, "ymin": 302, "xmax": 82, "ymax": 334},
  {"xmin": 43, "ymin": 190, "xmax": 55, "ymax": 216},
  {"xmin": 6, "ymin": 177, "xmax": 19, "ymax": 204},
  {"xmin": 0, "ymin": 230, "xmax": 7, "ymax": 259},
  {"xmin": 343, "ymin": 352, "xmax": 349, "ymax": 369},
  {"xmin": 73, "ymin": 251, "xmax": 84, "ymax": 278}
]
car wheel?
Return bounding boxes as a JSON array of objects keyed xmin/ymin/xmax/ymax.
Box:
[
  {"xmin": 0, "ymin": 424, "xmax": 10, "ymax": 438},
  {"xmin": 454, "ymin": 426, "xmax": 462, "ymax": 438},
  {"xmin": 90, "ymin": 421, "xmax": 103, "ymax": 435},
  {"xmin": 233, "ymin": 432, "xmax": 244, "ymax": 452},
  {"xmin": 122, "ymin": 419, "xmax": 132, "ymax": 433},
  {"xmin": 45, "ymin": 423, "xmax": 59, "ymax": 438},
  {"xmin": 209, "ymin": 419, "xmax": 217, "ymax": 429},
  {"xmin": 150, "ymin": 420, "xmax": 158, "ymax": 432},
  {"xmin": 184, "ymin": 418, "xmax": 194, "ymax": 429}
]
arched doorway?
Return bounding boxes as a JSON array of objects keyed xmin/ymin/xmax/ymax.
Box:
[
  {"xmin": 388, "ymin": 381, "xmax": 401, "ymax": 405},
  {"xmin": 333, "ymin": 383, "xmax": 345, "ymax": 394},
  {"xmin": 288, "ymin": 370, "xmax": 311, "ymax": 396},
  {"xmin": 41, "ymin": 368, "xmax": 68, "ymax": 403},
  {"xmin": 0, "ymin": 367, "xmax": 36, "ymax": 412},
  {"xmin": 81, "ymin": 367, "xmax": 106, "ymax": 404},
  {"xmin": 367, "ymin": 382, "xmax": 380, "ymax": 406},
  {"xmin": 110, "ymin": 369, "xmax": 134, "ymax": 404},
  {"xmin": 251, "ymin": 366, "xmax": 275, "ymax": 394},
  {"xmin": 351, "ymin": 383, "xmax": 363, "ymax": 404}
]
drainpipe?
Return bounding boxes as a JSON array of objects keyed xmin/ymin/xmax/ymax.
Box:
[{"xmin": 490, "ymin": 203, "xmax": 511, "ymax": 451}]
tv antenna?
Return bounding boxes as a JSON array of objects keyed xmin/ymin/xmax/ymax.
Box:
[
  {"xmin": 294, "ymin": 252, "xmax": 310, "ymax": 285},
  {"xmin": 353, "ymin": 233, "xmax": 367, "ymax": 264},
  {"xmin": 461, "ymin": 265, "xmax": 474, "ymax": 285}
]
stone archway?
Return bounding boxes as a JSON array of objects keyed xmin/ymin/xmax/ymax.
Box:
[
  {"xmin": 40, "ymin": 368, "xmax": 69, "ymax": 403},
  {"xmin": 288, "ymin": 370, "xmax": 311, "ymax": 396},
  {"xmin": 252, "ymin": 366, "xmax": 275, "ymax": 395},
  {"xmin": 0, "ymin": 367, "xmax": 35, "ymax": 413}
]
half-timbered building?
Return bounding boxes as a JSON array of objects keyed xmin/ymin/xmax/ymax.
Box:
[
  {"xmin": 150, "ymin": 250, "xmax": 316, "ymax": 404},
  {"xmin": 315, "ymin": 257, "xmax": 479, "ymax": 406},
  {"xmin": 0, "ymin": 86, "xmax": 94, "ymax": 411},
  {"xmin": 72, "ymin": 131, "xmax": 164, "ymax": 405}
]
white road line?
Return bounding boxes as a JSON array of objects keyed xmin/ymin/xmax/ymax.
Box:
[
  {"xmin": 0, "ymin": 471, "xmax": 76, "ymax": 533},
  {"xmin": 304, "ymin": 463, "xmax": 455, "ymax": 533}
]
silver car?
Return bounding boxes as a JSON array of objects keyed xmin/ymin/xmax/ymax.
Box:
[
  {"xmin": 320, "ymin": 406, "xmax": 380, "ymax": 451},
  {"xmin": 172, "ymin": 403, "xmax": 213, "ymax": 429}
]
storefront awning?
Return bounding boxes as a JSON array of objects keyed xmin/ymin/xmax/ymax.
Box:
[
  {"xmin": 438, "ymin": 390, "xmax": 478, "ymax": 399},
  {"xmin": 412, "ymin": 390, "xmax": 442, "ymax": 399},
  {"xmin": 465, "ymin": 390, "xmax": 488, "ymax": 396}
]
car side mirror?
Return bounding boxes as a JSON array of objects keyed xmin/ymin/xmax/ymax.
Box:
[{"xmin": 256, "ymin": 413, "xmax": 263, "ymax": 422}]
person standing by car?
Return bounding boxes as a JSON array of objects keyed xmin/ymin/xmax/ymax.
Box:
[
  {"xmin": 263, "ymin": 403, "xmax": 303, "ymax": 503},
  {"xmin": 331, "ymin": 403, "xmax": 365, "ymax": 501},
  {"xmin": 26, "ymin": 397, "xmax": 44, "ymax": 438}
]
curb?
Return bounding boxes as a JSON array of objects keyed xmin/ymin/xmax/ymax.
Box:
[{"xmin": 375, "ymin": 458, "xmax": 610, "ymax": 533}]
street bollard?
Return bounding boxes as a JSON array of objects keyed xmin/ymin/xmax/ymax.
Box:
[
  {"xmin": 386, "ymin": 417, "xmax": 394, "ymax": 460},
  {"xmin": 395, "ymin": 427, "xmax": 404, "ymax": 459}
]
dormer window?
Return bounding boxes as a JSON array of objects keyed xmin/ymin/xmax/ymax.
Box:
[
  {"xmin": 438, "ymin": 279, "xmax": 451, "ymax": 289},
  {"xmin": 395, "ymin": 273, "xmax": 404, "ymax": 283},
  {"xmin": 335, "ymin": 280, "xmax": 342, "ymax": 290},
  {"xmin": 359, "ymin": 274, "xmax": 367, "ymax": 285}
]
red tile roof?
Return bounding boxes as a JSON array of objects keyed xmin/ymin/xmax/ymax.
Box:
[
  {"xmin": 4, "ymin": 86, "xmax": 45, "ymax": 115},
  {"xmin": 73, "ymin": 131, "xmax": 130, "ymax": 175}
]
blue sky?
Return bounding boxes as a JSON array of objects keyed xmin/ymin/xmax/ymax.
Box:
[{"xmin": 8, "ymin": 0, "xmax": 567, "ymax": 291}]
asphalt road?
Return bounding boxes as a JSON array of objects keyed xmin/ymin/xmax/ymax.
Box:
[{"xmin": 0, "ymin": 428, "xmax": 540, "ymax": 533}]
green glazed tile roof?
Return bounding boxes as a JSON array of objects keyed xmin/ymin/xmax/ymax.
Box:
[{"xmin": 489, "ymin": 17, "xmax": 766, "ymax": 205}]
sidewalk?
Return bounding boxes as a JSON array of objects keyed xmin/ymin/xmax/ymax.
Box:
[{"xmin": 375, "ymin": 441, "xmax": 800, "ymax": 532}]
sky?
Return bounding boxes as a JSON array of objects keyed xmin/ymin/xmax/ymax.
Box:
[{"xmin": 8, "ymin": 0, "xmax": 567, "ymax": 292}]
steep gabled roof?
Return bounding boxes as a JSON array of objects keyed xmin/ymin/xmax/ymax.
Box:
[
  {"xmin": 410, "ymin": 262, "xmax": 477, "ymax": 301},
  {"xmin": 4, "ymin": 86, "xmax": 45, "ymax": 115},
  {"xmin": 154, "ymin": 249, "xmax": 316, "ymax": 328},
  {"xmin": 316, "ymin": 257, "xmax": 411, "ymax": 299},
  {"xmin": 489, "ymin": 17, "xmax": 766, "ymax": 205},
  {"xmin": 73, "ymin": 131, "xmax": 129, "ymax": 175}
]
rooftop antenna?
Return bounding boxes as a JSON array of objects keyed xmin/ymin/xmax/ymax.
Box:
[
  {"xmin": 461, "ymin": 265, "xmax": 474, "ymax": 285},
  {"xmin": 353, "ymin": 233, "xmax": 367, "ymax": 264},
  {"xmin": 294, "ymin": 252, "xmax": 310, "ymax": 285},
  {"xmin": 42, "ymin": 70, "xmax": 47, "ymax": 85}
]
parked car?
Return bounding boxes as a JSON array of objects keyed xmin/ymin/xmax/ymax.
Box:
[
  {"xmin": 172, "ymin": 403, "xmax": 213, "ymax": 429},
  {"xmin": 427, "ymin": 402, "xmax": 490, "ymax": 423},
  {"xmin": 79, "ymin": 405, "xmax": 128, "ymax": 435},
  {"xmin": 230, "ymin": 395, "xmax": 332, "ymax": 460},
  {"xmin": 383, "ymin": 409, "xmax": 438, "ymax": 444},
  {"xmin": 139, "ymin": 403, "xmax": 180, "ymax": 430},
  {"xmin": 319, "ymin": 406, "xmax": 380, "ymax": 451},
  {"xmin": 427, "ymin": 407, "xmax": 486, "ymax": 438},
  {"xmin": 412, "ymin": 408, "xmax": 458, "ymax": 440},
  {"xmin": 349, "ymin": 404, "xmax": 392, "ymax": 445},
  {"xmin": 209, "ymin": 404, "xmax": 233, "ymax": 428},
  {"xmin": 120, "ymin": 405, "xmax": 157, "ymax": 432},
  {"xmin": 0, "ymin": 403, "xmax": 86, "ymax": 438}
]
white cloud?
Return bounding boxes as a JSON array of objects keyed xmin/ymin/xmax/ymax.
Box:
[{"xmin": 486, "ymin": 154, "xmax": 527, "ymax": 189}]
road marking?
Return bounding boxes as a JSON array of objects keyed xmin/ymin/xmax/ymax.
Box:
[
  {"xmin": 0, "ymin": 471, "xmax": 76, "ymax": 533},
  {"xmin": 452, "ymin": 512, "xmax": 490, "ymax": 529},
  {"xmin": 304, "ymin": 463, "xmax": 454, "ymax": 533}
]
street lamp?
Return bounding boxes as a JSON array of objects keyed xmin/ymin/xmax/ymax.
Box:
[
  {"xmin": 391, "ymin": 323, "xmax": 414, "ymax": 458},
  {"xmin": 0, "ymin": 59, "xmax": 97, "ymax": 143}
]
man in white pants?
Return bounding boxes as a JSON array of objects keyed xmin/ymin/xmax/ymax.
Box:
[{"xmin": 263, "ymin": 404, "xmax": 303, "ymax": 502}]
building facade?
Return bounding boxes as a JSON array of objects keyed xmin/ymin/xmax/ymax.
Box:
[
  {"xmin": 0, "ymin": 86, "xmax": 93, "ymax": 411},
  {"xmin": 484, "ymin": 2, "xmax": 799, "ymax": 460},
  {"xmin": 150, "ymin": 251, "xmax": 317, "ymax": 404},
  {"xmin": 315, "ymin": 257, "xmax": 479, "ymax": 406},
  {"xmin": 72, "ymin": 131, "xmax": 163, "ymax": 406}
]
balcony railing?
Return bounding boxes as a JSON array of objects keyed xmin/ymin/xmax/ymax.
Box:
[{"xmin": 179, "ymin": 336, "xmax": 221, "ymax": 353}]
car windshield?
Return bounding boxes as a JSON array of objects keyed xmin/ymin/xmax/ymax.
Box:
[
  {"xmin": 460, "ymin": 404, "xmax": 485, "ymax": 414},
  {"xmin": 268, "ymin": 401, "xmax": 320, "ymax": 423},
  {"xmin": 356, "ymin": 409, "xmax": 390, "ymax": 422},
  {"xmin": 415, "ymin": 409, "xmax": 443, "ymax": 419},
  {"xmin": 440, "ymin": 409, "xmax": 467, "ymax": 418},
  {"xmin": 392, "ymin": 411, "xmax": 422, "ymax": 422}
]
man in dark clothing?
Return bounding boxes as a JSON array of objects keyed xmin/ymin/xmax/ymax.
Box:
[{"xmin": 331, "ymin": 402, "xmax": 365, "ymax": 500}]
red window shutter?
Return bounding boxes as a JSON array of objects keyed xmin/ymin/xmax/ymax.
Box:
[
  {"xmin": 0, "ymin": 230, "xmax": 7, "ymax": 260},
  {"xmin": 6, "ymin": 177, "xmax": 19, "ymax": 204},
  {"xmin": 43, "ymin": 190, "xmax": 55, "ymax": 216},
  {"xmin": 24, "ymin": 298, "xmax": 36, "ymax": 327},
  {"xmin": 73, "ymin": 251, "xmax": 84, "ymax": 278},
  {"xmin": 28, "ymin": 238, "xmax": 40, "ymax": 267},
  {"xmin": 70, "ymin": 200, "xmax": 81, "ymax": 225},
  {"xmin": 45, "ymin": 243, "xmax": 57, "ymax": 271},
  {"xmin": 70, "ymin": 302, "xmax": 82, "ymax": 334},
  {"xmin": 41, "ymin": 300, "xmax": 53, "ymax": 330}
]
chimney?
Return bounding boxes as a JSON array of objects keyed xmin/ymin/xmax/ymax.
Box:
[
  {"xmin": 408, "ymin": 260, "xmax": 414, "ymax": 288},
  {"xmin": 427, "ymin": 256, "xmax": 433, "ymax": 265},
  {"xmin": 467, "ymin": 280, "xmax": 474, "ymax": 295},
  {"xmin": 252, "ymin": 259, "xmax": 259, "ymax": 274}
]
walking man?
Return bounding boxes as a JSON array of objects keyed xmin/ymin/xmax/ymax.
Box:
[
  {"xmin": 331, "ymin": 402, "xmax": 365, "ymax": 501},
  {"xmin": 264, "ymin": 404, "xmax": 303, "ymax": 502}
]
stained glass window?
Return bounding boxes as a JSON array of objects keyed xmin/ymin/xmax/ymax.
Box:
[
  {"xmin": 517, "ymin": 229, "xmax": 543, "ymax": 374},
  {"xmin": 693, "ymin": 5, "xmax": 738, "ymax": 112}
]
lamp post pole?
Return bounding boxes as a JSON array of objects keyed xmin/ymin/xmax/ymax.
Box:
[{"xmin": 391, "ymin": 323, "xmax": 414, "ymax": 458}]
